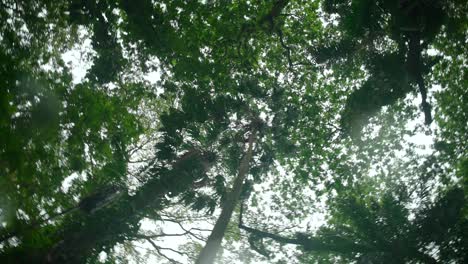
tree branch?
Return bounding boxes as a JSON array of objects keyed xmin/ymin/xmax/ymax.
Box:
[
  {"xmin": 145, "ymin": 238, "xmax": 182, "ymax": 264},
  {"xmin": 277, "ymin": 28, "xmax": 293, "ymax": 70},
  {"xmin": 238, "ymin": 203, "xmax": 301, "ymax": 245}
]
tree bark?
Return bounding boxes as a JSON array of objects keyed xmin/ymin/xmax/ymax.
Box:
[{"xmin": 195, "ymin": 131, "xmax": 256, "ymax": 264}]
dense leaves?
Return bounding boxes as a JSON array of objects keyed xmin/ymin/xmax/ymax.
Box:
[{"xmin": 0, "ymin": 0, "xmax": 466, "ymax": 263}]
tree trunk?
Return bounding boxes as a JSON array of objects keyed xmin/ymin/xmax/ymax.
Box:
[{"xmin": 195, "ymin": 131, "xmax": 256, "ymax": 264}]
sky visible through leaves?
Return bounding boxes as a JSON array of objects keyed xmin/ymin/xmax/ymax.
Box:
[{"xmin": 60, "ymin": 40, "xmax": 456, "ymax": 263}]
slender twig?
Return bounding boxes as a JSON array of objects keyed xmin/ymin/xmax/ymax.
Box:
[
  {"xmin": 134, "ymin": 232, "xmax": 190, "ymax": 239},
  {"xmin": 144, "ymin": 238, "xmax": 182, "ymax": 264},
  {"xmin": 157, "ymin": 246, "xmax": 187, "ymax": 256},
  {"xmin": 127, "ymin": 135, "xmax": 157, "ymax": 157},
  {"xmin": 157, "ymin": 218, "xmax": 210, "ymax": 241},
  {"xmin": 127, "ymin": 157, "xmax": 155, "ymax": 164}
]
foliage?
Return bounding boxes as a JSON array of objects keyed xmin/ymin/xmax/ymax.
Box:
[{"xmin": 0, "ymin": 0, "xmax": 466, "ymax": 263}]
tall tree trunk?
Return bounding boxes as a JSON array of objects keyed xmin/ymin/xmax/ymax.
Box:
[{"xmin": 195, "ymin": 131, "xmax": 256, "ymax": 264}]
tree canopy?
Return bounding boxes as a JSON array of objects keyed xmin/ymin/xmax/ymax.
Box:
[{"xmin": 0, "ymin": 0, "xmax": 466, "ymax": 263}]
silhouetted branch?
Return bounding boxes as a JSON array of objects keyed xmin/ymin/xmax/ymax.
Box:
[{"xmin": 145, "ymin": 238, "xmax": 182, "ymax": 264}]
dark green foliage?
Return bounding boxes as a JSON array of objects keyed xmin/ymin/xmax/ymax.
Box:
[
  {"xmin": 296, "ymin": 186, "xmax": 467, "ymax": 263},
  {"xmin": 321, "ymin": 0, "xmax": 455, "ymax": 136},
  {"xmin": 341, "ymin": 53, "xmax": 411, "ymax": 137}
]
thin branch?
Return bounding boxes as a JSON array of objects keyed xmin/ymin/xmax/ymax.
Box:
[
  {"xmin": 134, "ymin": 232, "xmax": 190, "ymax": 239},
  {"xmin": 127, "ymin": 135, "xmax": 157, "ymax": 158},
  {"xmin": 157, "ymin": 246, "xmax": 187, "ymax": 256},
  {"xmin": 145, "ymin": 238, "xmax": 182, "ymax": 264},
  {"xmin": 277, "ymin": 28, "xmax": 293, "ymax": 70},
  {"xmin": 164, "ymin": 216, "xmax": 211, "ymax": 223},
  {"xmin": 158, "ymin": 218, "xmax": 210, "ymax": 241},
  {"xmin": 127, "ymin": 157, "xmax": 156, "ymax": 164}
]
